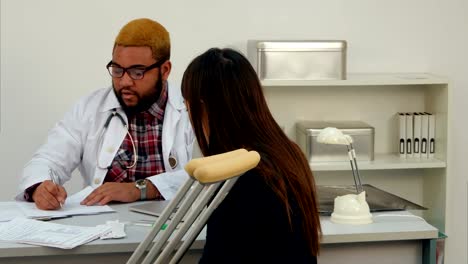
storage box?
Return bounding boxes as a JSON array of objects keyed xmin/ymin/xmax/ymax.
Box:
[
  {"xmin": 247, "ymin": 40, "xmax": 347, "ymax": 80},
  {"xmin": 296, "ymin": 121, "xmax": 374, "ymax": 163}
]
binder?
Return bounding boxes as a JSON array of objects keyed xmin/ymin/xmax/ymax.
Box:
[
  {"xmin": 420, "ymin": 112, "xmax": 429, "ymax": 158},
  {"xmin": 427, "ymin": 112, "xmax": 436, "ymax": 158},
  {"xmin": 413, "ymin": 113, "xmax": 422, "ymax": 158},
  {"xmin": 405, "ymin": 113, "xmax": 413, "ymax": 158},
  {"xmin": 398, "ymin": 113, "xmax": 406, "ymax": 158}
]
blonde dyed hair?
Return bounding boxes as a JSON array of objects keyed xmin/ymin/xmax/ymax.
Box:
[{"xmin": 114, "ymin": 18, "xmax": 170, "ymax": 61}]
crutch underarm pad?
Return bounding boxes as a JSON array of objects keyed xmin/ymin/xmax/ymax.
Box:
[
  {"xmin": 187, "ymin": 150, "xmax": 261, "ymax": 184},
  {"xmin": 184, "ymin": 148, "xmax": 248, "ymax": 176}
]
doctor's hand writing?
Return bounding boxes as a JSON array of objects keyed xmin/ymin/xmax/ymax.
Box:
[
  {"xmin": 32, "ymin": 180, "xmax": 67, "ymax": 210},
  {"xmin": 80, "ymin": 181, "xmax": 160, "ymax": 206}
]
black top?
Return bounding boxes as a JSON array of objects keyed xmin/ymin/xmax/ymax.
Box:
[{"xmin": 199, "ymin": 170, "xmax": 317, "ymax": 264}]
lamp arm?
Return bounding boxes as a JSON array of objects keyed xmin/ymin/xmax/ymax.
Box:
[
  {"xmin": 349, "ymin": 143, "xmax": 363, "ymax": 193},
  {"xmin": 346, "ymin": 145, "xmax": 360, "ymax": 193}
]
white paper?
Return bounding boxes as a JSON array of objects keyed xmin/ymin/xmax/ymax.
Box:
[
  {"xmin": 18, "ymin": 186, "xmax": 114, "ymax": 219},
  {"xmin": 98, "ymin": 220, "xmax": 126, "ymax": 239},
  {"xmin": 0, "ymin": 186, "xmax": 115, "ymax": 221},
  {"xmin": 0, "ymin": 202, "xmax": 26, "ymax": 222},
  {"xmin": 0, "ymin": 217, "xmax": 112, "ymax": 249},
  {"xmin": 66, "ymin": 186, "xmax": 95, "ymax": 204}
]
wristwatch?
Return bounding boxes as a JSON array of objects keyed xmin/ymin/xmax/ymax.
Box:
[{"xmin": 135, "ymin": 179, "xmax": 147, "ymax": 200}]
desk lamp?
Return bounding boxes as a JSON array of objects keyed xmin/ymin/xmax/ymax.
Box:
[
  {"xmin": 317, "ymin": 127, "xmax": 372, "ymax": 224},
  {"xmin": 316, "ymin": 127, "xmax": 363, "ymax": 193}
]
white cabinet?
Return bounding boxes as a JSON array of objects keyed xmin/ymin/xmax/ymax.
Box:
[{"xmin": 263, "ymin": 73, "xmax": 448, "ymax": 231}]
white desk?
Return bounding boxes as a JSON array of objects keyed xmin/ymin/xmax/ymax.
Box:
[
  {"xmin": 0, "ymin": 203, "xmax": 438, "ymax": 264},
  {"xmin": 318, "ymin": 212, "xmax": 438, "ymax": 264}
]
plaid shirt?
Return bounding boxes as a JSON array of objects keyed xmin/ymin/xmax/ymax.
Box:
[{"xmin": 104, "ymin": 85, "xmax": 168, "ymax": 188}]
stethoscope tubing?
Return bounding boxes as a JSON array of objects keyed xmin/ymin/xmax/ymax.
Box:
[{"xmin": 97, "ymin": 109, "xmax": 137, "ymax": 169}]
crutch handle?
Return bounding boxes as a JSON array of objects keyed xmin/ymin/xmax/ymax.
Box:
[
  {"xmin": 192, "ymin": 151, "xmax": 261, "ymax": 183},
  {"xmin": 185, "ymin": 148, "xmax": 248, "ymax": 176}
]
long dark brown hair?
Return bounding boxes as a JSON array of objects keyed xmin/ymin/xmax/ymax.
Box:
[{"xmin": 181, "ymin": 48, "xmax": 321, "ymax": 255}]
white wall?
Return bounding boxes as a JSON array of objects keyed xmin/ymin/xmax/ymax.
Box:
[{"xmin": 1, "ymin": 0, "xmax": 467, "ymax": 262}]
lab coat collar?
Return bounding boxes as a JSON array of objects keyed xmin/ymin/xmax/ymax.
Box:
[
  {"xmin": 100, "ymin": 87, "xmax": 122, "ymax": 113},
  {"xmin": 166, "ymin": 81, "xmax": 185, "ymax": 111}
]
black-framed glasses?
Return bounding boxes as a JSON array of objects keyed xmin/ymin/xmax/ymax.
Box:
[{"xmin": 106, "ymin": 60, "xmax": 165, "ymax": 80}]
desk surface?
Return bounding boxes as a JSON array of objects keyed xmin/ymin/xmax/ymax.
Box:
[
  {"xmin": 0, "ymin": 202, "xmax": 438, "ymax": 258},
  {"xmin": 321, "ymin": 211, "xmax": 438, "ymax": 243}
]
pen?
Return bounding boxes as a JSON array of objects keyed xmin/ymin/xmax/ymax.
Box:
[
  {"xmin": 133, "ymin": 222, "xmax": 154, "ymax": 227},
  {"xmin": 131, "ymin": 220, "xmax": 169, "ymax": 230},
  {"xmin": 48, "ymin": 169, "xmax": 63, "ymax": 208}
]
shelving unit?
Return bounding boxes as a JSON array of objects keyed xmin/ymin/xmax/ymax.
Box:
[{"xmin": 262, "ymin": 72, "xmax": 449, "ymax": 232}]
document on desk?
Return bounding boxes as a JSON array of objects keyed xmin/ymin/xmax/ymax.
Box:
[
  {"xmin": 0, "ymin": 202, "xmax": 25, "ymax": 222},
  {"xmin": 0, "ymin": 186, "xmax": 115, "ymax": 221},
  {"xmin": 0, "ymin": 217, "xmax": 112, "ymax": 249},
  {"xmin": 18, "ymin": 186, "xmax": 115, "ymax": 219}
]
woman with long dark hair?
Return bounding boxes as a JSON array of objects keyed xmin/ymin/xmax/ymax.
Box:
[{"xmin": 182, "ymin": 48, "xmax": 321, "ymax": 263}]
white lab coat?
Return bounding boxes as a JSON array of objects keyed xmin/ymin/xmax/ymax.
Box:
[{"xmin": 17, "ymin": 82, "xmax": 194, "ymax": 200}]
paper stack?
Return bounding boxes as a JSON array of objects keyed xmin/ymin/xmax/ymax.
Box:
[{"xmin": 0, "ymin": 217, "xmax": 112, "ymax": 249}]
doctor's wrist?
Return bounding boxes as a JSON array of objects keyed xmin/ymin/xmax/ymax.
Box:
[
  {"xmin": 24, "ymin": 183, "xmax": 41, "ymax": 202},
  {"xmin": 132, "ymin": 180, "xmax": 162, "ymax": 201},
  {"xmin": 145, "ymin": 180, "xmax": 163, "ymax": 200}
]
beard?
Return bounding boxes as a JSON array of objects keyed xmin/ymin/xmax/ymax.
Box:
[{"xmin": 114, "ymin": 73, "xmax": 164, "ymax": 116}]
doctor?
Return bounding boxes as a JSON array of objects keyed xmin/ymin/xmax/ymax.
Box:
[{"xmin": 17, "ymin": 18, "xmax": 194, "ymax": 210}]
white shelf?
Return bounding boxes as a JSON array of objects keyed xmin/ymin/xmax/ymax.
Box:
[
  {"xmin": 265, "ymin": 71, "xmax": 448, "ymax": 231},
  {"xmin": 310, "ymin": 153, "xmax": 446, "ymax": 171},
  {"xmin": 261, "ymin": 73, "xmax": 448, "ymax": 87}
]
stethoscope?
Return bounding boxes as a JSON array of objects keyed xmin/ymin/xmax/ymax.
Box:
[
  {"xmin": 96, "ymin": 108, "xmax": 178, "ymax": 170},
  {"xmin": 97, "ymin": 109, "xmax": 137, "ymax": 169}
]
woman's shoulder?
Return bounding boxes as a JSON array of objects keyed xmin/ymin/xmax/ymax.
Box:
[
  {"xmin": 232, "ymin": 169, "xmax": 281, "ymax": 204},
  {"xmin": 235, "ymin": 169, "xmax": 265, "ymax": 188}
]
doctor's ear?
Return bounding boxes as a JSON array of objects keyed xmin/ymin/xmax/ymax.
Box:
[{"xmin": 160, "ymin": 60, "xmax": 172, "ymax": 80}]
